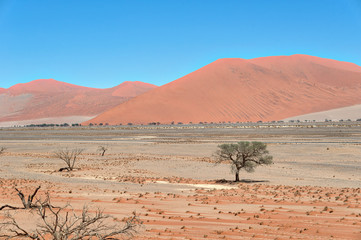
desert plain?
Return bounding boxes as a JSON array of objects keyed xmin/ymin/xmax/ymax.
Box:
[{"xmin": 0, "ymin": 122, "xmax": 360, "ymax": 239}]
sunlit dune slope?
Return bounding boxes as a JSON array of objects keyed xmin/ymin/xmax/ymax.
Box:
[{"xmin": 84, "ymin": 55, "xmax": 361, "ymax": 125}]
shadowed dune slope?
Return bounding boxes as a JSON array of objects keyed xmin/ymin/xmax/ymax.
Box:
[
  {"xmin": 0, "ymin": 79, "xmax": 156, "ymax": 123},
  {"xmin": 84, "ymin": 55, "xmax": 361, "ymax": 125}
]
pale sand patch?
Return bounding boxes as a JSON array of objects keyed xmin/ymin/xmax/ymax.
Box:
[
  {"xmin": 284, "ymin": 104, "xmax": 361, "ymax": 122},
  {"xmin": 0, "ymin": 93, "xmax": 32, "ymax": 117},
  {"xmin": 156, "ymin": 181, "xmax": 237, "ymax": 190},
  {"xmin": 0, "ymin": 115, "xmax": 95, "ymax": 127}
]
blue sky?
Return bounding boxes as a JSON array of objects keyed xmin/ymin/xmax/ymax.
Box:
[{"xmin": 1, "ymin": 0, "xmax": 360, "ymax": 88}]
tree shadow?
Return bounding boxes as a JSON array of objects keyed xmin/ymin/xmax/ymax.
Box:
[
  {"xmin": 215, "ymin": 179, "xmax": 269, "ymax": 184},
  {"xmin": 239, "ymin": 179, "xmax": 269, "ymax": 183}
]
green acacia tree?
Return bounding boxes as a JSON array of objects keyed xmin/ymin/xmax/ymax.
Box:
[{"xmin": 214, "ymin": 141, "xmax": 273, "ymax": 182}]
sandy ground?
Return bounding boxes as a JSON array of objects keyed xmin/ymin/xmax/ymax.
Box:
[{"xmin": 0, "ymin": 123, "xmax": 360, "ymax": 239}]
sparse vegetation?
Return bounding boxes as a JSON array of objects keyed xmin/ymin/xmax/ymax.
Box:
[
  {"xmin": 0, "ymin": 186, "xmax": 43, "ymax": 211},
  {"xmin": 1, "ymin": 123, "xmax": 361, "ymax": 239},
  {"xmin": 214, "ymin": 141, "xmax": 273, "ymax": 182},
  {"xmin": 0, "ymin": 193, "xmax": 141, "ymax": 239},
  {"xmin": 0, "ymin": 147, "xmax": 6, "ymax": 155},
  {"xmin": 98, "ymin": 145, "xmax": 108, "ymax": 156},
  {"xmin": 24, "ymin": 123, "xmax": 73, "ymax": 127},
  {"xmin": 55, "ymin": 148, "xmax": 84, "ymax": 171}
]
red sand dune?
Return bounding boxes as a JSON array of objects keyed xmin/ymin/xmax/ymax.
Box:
[
  {"xmin": 0, "ymin": 79, "xmax": 156, "ymax": 123},
  {"xmin": 84, "ymin": 55, "xmax": 361, "ymax": 125}
]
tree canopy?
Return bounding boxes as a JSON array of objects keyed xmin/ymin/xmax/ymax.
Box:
[{"xmin": 214, "ymin": 141, "xmax": 273, "ymax": 182}]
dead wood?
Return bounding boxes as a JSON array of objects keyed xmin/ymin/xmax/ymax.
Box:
[{"xmin": 0, "ymin": 186, "xmax": 41, "ymax": 211}]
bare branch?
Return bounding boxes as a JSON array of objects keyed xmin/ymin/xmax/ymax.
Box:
[
  {"xmin": 28, "ymin": 186, "xmax": 41, "ymax": 205},
  {"xmin": 1, "ymin": 186, "xmax": 42, "ymax": 211},
  {"xmin": 0, "ymin": 195, "xmax": 141, "ymax": 239},
  {"xmin": 0, "ymin": 205, "xmax": 21, "ymax": 211},
  {"xmin": 97, "ymin": 145, "xmax": 109, "ymax": 157},
  {"xmin": 55, "ymin": 148, "xmax": 84, "ymax": 171},
  {"xmin": 0, "ymin": 212, "xmax": 39, "ymax": 239},
  {"xmin": 0, "ymin": 147, "xmax": 6, "ymax": 155}
]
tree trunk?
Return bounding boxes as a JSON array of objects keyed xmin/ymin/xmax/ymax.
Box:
[{"xmin": 235, "ymin": 171, "xmax": 240, "ymax": 182}]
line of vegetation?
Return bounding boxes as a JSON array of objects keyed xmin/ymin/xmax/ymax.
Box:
[{"xmin": 24, "ymin": 123, "xmax": 81, "ymax": 127}]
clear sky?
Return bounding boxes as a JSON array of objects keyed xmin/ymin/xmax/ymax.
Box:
[{"xmin": 1, "ymin": 0, "xmax": 360, "ymax": 88}]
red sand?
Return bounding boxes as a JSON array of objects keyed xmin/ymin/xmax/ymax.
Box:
[
  {"xmin": 84, "ymin": 55, "xmax": 361, "ymax": 125},
  {"xmin": 0, "ymin": 79, "xmax": 156, "ymax": 123},
  {"xmin": 0, "ymin": 179, "xmax": 360, "ymax": 240}
]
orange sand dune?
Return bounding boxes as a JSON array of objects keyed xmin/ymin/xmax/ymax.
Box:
[
  {"xmin": 7, "ymin": 78, "xmax": 92, "ymax": 95},
  {"xmin": 84, "ymin": 55, "xmax": 361, "ymax": 125},
  {"xmin": 0, "ymin": 79, "xmax": 156, "ymax": 124},
  {"xmin": 110, "ymin": 81, "xmax": 159, "ymax": 97}
]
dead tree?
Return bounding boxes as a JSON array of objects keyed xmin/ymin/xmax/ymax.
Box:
[
  {"xmin": 97, "ymin": 145, "xmax": 108, "ymax": 156},
  {"xmin": 0, "ymin": 186, "xmax": 41, "ymax": 211},
  {"xmin": 0, "ymin": 198, "xmax": 141, "ymax": 239},
  {"xmin": 55, "ymin": 148, "xmax": 84, "ymax": 171},
  {"xmin": 0, "ymin": 214, "xmax": 39, "ymax": 239},
  {"xmin": 0, "ymin": 147, "xmax": 6, "ymax": 155}
]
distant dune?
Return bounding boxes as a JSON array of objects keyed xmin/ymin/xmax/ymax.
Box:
[
  {"xmin": 84, "ymin": 55, "xmax": 361, "ymax": 125},
  {"xmin": 0, "ymin": 79, "xmax": 156, "ymax": 126}
]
